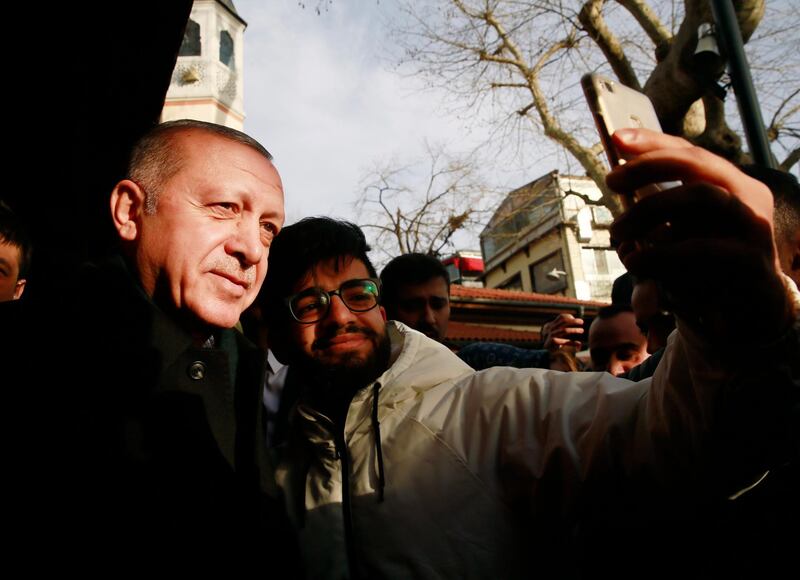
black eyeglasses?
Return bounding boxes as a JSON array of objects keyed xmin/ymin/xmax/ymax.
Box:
[{"xmin": 286, "ymin": 278, "xmax": 381, "ymax": 324}]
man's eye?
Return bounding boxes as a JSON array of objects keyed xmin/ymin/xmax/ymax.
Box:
[
  {"xmin": 295, "ymin": 299, "xmax": 324, "ymax": 316},
  {"xmin": 297, "ymin": 302, "xmax": 321, "ymax": 315},
  {"xmin": 430, "ymin": 297, "xmax": 449, "ymax": 310},
  {"xmin": 211, "ymin": 202, "xmax": 238, "ymax": 215},
  {"xmin": 347, "ymin": 292, "xmax": 373, "ymax": 304},
  {"xmin": 260, "ymin": 222, "xmax": 278, "ymax": 244}
]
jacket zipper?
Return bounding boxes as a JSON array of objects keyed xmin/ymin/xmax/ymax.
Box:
[{"xmin": 334, "ymin": 427, "xmax": 360, "ymax": 579}]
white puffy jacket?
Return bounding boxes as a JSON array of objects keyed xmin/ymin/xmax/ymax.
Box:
[{"xmin": 275, "ymin": 317, "xmax": 796, "ymax": 579}]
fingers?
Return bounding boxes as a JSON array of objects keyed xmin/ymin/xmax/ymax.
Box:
[
  {"xmin": 611, "ymin": 128, "xmax": 693, "ymax": 155},
  {"xmin": 620, "ymin": 238, "xmax": 784, "ymax": 336},
  {"xmin": 610, "ymin": 182, "xmax": 787, "ymax": 340},
  {"xmin": 543, "ymin": 313, "xmax": 585, "ymax": 352},
  {"xmin": 607, "ymin": 129, "xmax": 774, "ymax": 226},
  {"xmin": 611, "ymin": 183, "xmax": 773, "ymax": 265}
]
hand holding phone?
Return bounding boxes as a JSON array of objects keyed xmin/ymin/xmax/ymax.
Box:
[{"xmin": 581, "ymin": 73, "xmax": 680, "ymax": 207}]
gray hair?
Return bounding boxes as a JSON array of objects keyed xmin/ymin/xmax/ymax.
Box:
[{"xmin": 126, "ymin": 119, "xmax": 273, "ymax": 214}]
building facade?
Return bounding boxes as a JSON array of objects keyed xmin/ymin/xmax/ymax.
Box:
[{"xmin": 480, "ymin": 171, "xmax": 625, "ymax": 302}]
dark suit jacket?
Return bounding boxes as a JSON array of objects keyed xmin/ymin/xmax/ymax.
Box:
[{"xmin": 63, "ymin": 255, "xmax": 298, "ymax": 566}]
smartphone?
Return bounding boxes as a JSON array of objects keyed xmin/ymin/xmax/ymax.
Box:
[{"xmin": 581, "ymin": 73, "xmax": 679, "ymax": 206}]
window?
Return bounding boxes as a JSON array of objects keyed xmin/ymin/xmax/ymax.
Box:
[
  {"xmin": 593, "ymin": 248, "xmax": 609, "ymax": 275},
  {"xmin": 219, "ymin": 30, "xmax": 234, "ymax": 67},
  {"xmin": 592, "ymin": 205, "xmax": 613, "ymax": 225},
  {"xmin": 499, "ymin": 273, "xmax": 523, "ymax": 291},
  {"xmin": 581, "ymin": 247, "xmax": 614, "ymax": 276},
  {"xmin": 530, "ymin": 251, "xmax": 567, "ymax": 294},
  {"xmin": 179, "ymin": 19, "xmax": 201, "ymax": 56}
]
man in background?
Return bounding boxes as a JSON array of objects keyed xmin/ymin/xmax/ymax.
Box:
[
  {"xmin": 380, "ymin": 252, "xmax": 452, "ymax": 342},
  {"xmin": 380, "ymin": 252, "xmax": 582, "ymax": 369},
  {"xmin": 0, "ymin": 200, "xmax": 31, "ymax": 302}
]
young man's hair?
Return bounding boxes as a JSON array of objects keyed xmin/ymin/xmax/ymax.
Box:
[
  {"xmin": 595, "ymin": 302, "xmax": 634, "ymax": 320},
  {"xmin": 380, "ymin": 253, "xmax": 450, "ymax": 313},
  {"xmin": 610, "ymin": 271, "xmax": 634, "ymax": 308},
  {"xmin": 260, "ymin": 217, "xmax": 377, "ymax": 327},
  {"xmin": 0, "ymin": 199, "xmax": 33, "ymax": 278},
  {"xmin": 126, "ymin": 119, "xmax": 273, "ymax": 214},
  {"xmin": 740, "ymin": 164, "xmax": 800, "ymax": 243}
]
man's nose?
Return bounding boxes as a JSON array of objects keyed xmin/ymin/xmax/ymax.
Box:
[
  {"xmin": 608, "ymin": 356, "xmax": 629, "ymax": 377},
  {"xmin": 422, "ymin": 304, "xmax": 437, "ymax": 326},
  {"xmin": 327, "ymin": 294, "xmax": 357, "ymax": 326},
  {"xmin": 226, "ymin": 219, "xmax": 264, "ymax": 266}
]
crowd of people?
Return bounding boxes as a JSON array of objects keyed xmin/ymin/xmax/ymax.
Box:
[{"xmin": 3, "ymin": 119, "xmax": 798, "ymax": 577}]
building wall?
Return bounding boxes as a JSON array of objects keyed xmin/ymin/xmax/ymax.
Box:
[
  {"xmin": 481, "ymin": 172, "xmax": 623, "ymax": 301},
  {"xmin": 484, "ymin": 229, "xmax": 563, "ymax": 292}
]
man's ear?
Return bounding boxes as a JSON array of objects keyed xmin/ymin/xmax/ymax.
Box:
[
  {"xmin": 110, "ymin": 179, "xmax": 146, "ymax": 241},
  {"xmin": 379, "ymin": 305, "xmax": 387, "ymax": 321},
  {"xmin": 13, "ymin": 278, "xmax": 25, "ymax": 300}
]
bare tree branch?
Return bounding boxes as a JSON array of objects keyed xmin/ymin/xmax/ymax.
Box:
[
  {"xmin": 392, "ymin": 0, "xmax": 797, "ymax": 219},
  {"xmin": 579, "ymin": 0, "xmax": 640, "ymax": 89},
  {"xmin": 780, "ymin": 147, "xmax": 799, "ymax": 172},
  {"xmin": 615, "ymin": 0, "xmax": 670, "ymax": 47},
  {"xmin": 356, "ymin": 142, "xmax": 500, "ymax": 261}
]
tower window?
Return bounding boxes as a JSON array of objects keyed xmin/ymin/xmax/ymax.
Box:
[
  {"xmin": 219, "ymin": 30, "xmax": 234, "ymax": 67},
  {"xmin": 179, "ymin": 19, "xmax": 201, "ymax": 57}
]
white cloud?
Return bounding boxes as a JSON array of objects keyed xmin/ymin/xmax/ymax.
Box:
[{"xmin": 237, "ymin": 0, "xmax": 551, "ymax": 236}]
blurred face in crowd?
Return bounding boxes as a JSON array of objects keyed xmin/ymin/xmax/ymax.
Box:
[
  {"xmin": 287, "ymin": 256, "xmax": 389, "ymax": 375},
  {"xmin": 589, "ymin": 311, "xmax": 649, "ymax": 376},
  {"xmin": 0, "ymin": 239, "xmax": 25, "ymax": 301},
  {"xmin": 112, "ymin": 130, "xmax": 284, "ymax": 332},
  {"xmin": 390, "ymin": 276, "xmax": 451, "ymax": 341}
]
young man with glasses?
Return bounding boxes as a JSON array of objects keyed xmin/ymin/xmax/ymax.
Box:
[{"xmin": 259, "ymin": 130, "xmax": 799, "ymax": 579}]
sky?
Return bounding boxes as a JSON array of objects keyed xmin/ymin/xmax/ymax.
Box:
[
  {"xmin": 236, "ymin": 0, "xmax": 542, "ymax": 244},
  {"xmin": 234, "ymin": 0, "xmax": 799, "ymax": 246}
]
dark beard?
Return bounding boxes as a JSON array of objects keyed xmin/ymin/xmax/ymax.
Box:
[{"xmin": 292, "ymin": 325, "xmax": 391, "ymax": 425}]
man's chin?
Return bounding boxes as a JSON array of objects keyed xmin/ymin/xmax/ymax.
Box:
[
  {"xmin": 187, "ymin": 294, "xmax": 250, "ymax": 329},
  {"xmin": 293, "ymin": 330, "xmax": 391, "ymax": 392}
]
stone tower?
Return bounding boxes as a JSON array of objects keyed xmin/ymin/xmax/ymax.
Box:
[{"xmin": 161, "ymin": 0, "xmax": 246, "ymax": 129}]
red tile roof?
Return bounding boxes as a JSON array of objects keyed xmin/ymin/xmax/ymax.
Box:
[
  {"xmin": 450, "ymin": 284, "xmax": 607, "ymax": 307},
  {"xmin": 446, "ymin": 321, "xmax": 541, "ymax": 343}
]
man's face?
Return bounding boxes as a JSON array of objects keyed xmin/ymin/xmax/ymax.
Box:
[
  {"xmin": 130, "ymin": 130, "xmax": 284, "ymax": 330},
  {"xmin": 588, "ymin": 311, "xmax": 649, "ymax": 376},
  {"xmin": 0, "ymin": 239, "xmax": 25, "ymax": 301},
  {"xmin": 390, "ymin": 276, "xmax": 450, "ymax": 341},
  {"xmin": 286, "ymin": 257, "xmax": 388, "ymax": 374}
]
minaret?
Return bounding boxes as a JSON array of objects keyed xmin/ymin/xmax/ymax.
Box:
[{"xmin": 161, "ymin": 0, "xmax": 246, "ymax": 130}]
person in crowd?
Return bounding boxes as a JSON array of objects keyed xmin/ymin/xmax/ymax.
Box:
[
  {"xmin": 380, "ymin": 252, "xmax": 582, "ymax": 369},
  {"xmin": 0, "ymin": 199, "xmax": 32, "ymax": 302},
  {"xmin": 258, "ymin": 128, "xmax": 798, "ymax": 579},
  {"xmin": 380, "ymin": 252, "xmax": 452, "ymax": 343},
  {"xmin": 742, "ymin": 164, "xmax": 800, "ymax": 288},
  {"xmin": 588, "ymin": 303, "xmax": 650, "ymax": 376},
  {"xmin": 68, "ymin": 119, "xmax": 299, "ymax": 566}
]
